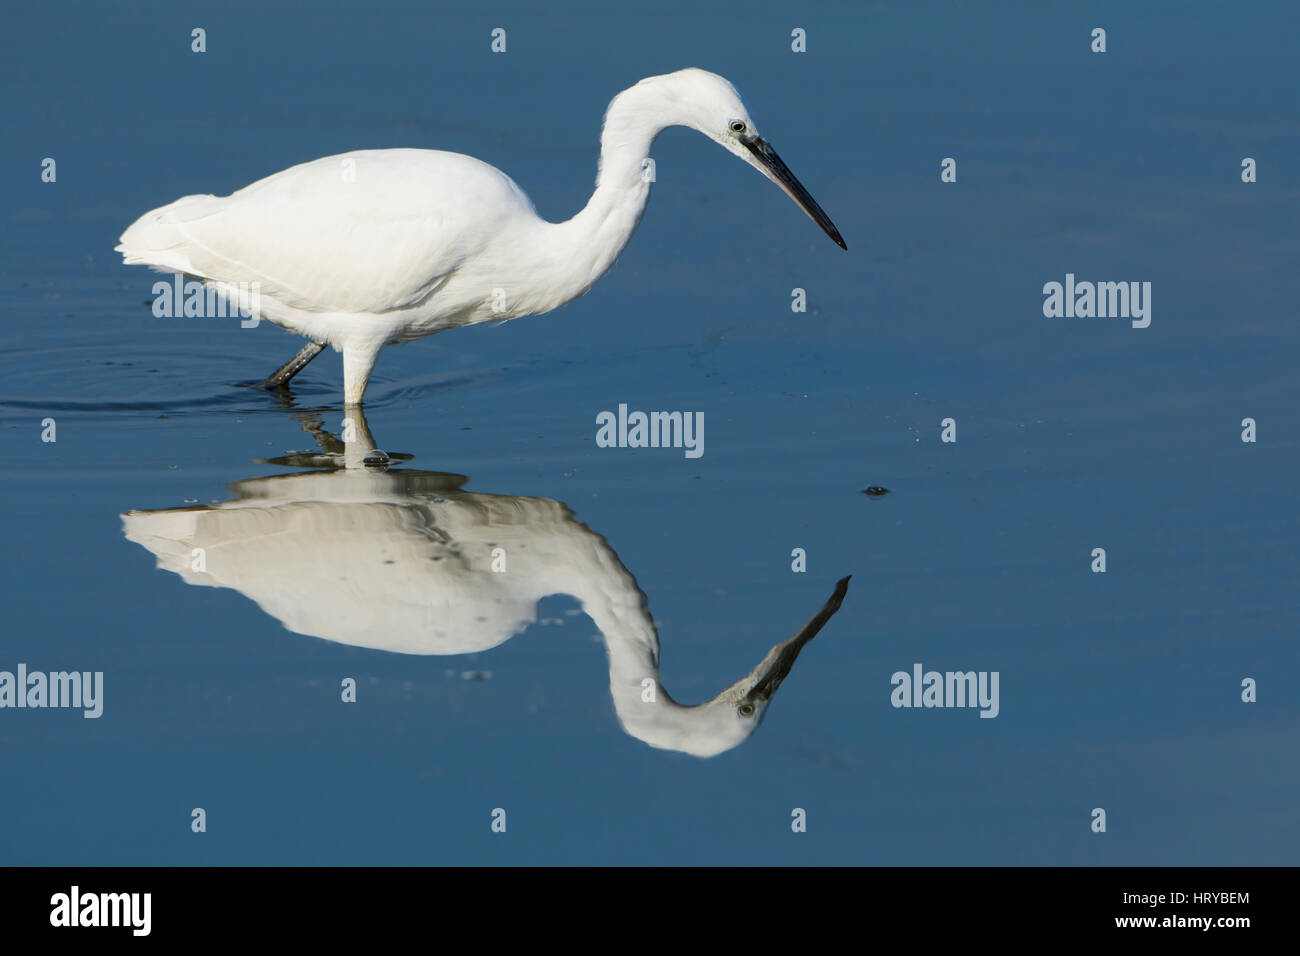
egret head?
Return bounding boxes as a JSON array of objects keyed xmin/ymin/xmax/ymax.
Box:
[
  {"xmin": 702, "ymin": 574, "xmax": 852, "ymax": 745},
  {"xmin": 615, "ymin": 576, "xmax": 852, "ymax": 758},
  {"xmin": 656, "ymin": 68, "xmax": 847, "ymax": 250}
]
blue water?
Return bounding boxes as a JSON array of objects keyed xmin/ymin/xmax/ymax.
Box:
[{"xmin": 1, "ymin": 0, "xmax": 1296, "ymax": 864}]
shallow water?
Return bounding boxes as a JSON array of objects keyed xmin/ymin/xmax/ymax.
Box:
[{"xmin": 1, "ymin": 1, "xmax": 1297, "ymax": 864}]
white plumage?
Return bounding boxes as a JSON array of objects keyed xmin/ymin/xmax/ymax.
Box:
[
  {"xmin": 122, "ymin": 410, "xmax": 850, "ymax": 757},
  {"xmin": 118, "ymin": 69, "xmax": 845, "ymax": 404}
]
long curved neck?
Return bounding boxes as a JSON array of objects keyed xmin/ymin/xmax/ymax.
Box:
[
  {"xmin": 577, "ymin": 584, "xmax": 749, "ymax": 758},
  {"xmin": 526, "ymin": 519, "xmax": 716, "ymax": 746},
  {"xmin": 554, "ymin": 547, "xmax": 682, "ymax": 717},
  {"xmin": 525, "ymin": 85, "xmax": 672, "ymax": 311}
]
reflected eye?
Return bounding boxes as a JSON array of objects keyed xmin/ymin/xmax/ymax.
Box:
[
  {"xmin": 737, "ymin": 702, "xmax": 756, "ymax": 717},
  {"xmin": 730, "ymin": 121, "xmax": 746, "ymax": 134}
]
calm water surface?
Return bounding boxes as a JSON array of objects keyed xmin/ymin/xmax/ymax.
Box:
[{"xmin": 0, "ymin": 1, "xmax": 1296, "ymax": 864}]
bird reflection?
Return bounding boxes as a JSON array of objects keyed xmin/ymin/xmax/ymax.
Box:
[{"xmin": 122, "ymin": 409, "xmax": 850, "ymax": 757}]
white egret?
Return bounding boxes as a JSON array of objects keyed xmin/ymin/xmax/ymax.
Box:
[
  {"xmin": 122, "ymin": 411, "xmax": 851, "ymax": 757},
  {"xmin": 116, "ymin": 68, "xmax": 846, "ymax": 404}
]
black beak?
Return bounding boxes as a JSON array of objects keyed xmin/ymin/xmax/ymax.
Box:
[
  {"xmin": 747, "ymin": 575, "xmax": 851, "ymax": 703},
  {"xmin": 742, "ymin": 136, "xmax": 847, "ymax": 250}
]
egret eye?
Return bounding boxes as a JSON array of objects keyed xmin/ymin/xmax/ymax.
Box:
[
  {"xmin": 738, "ymin": 702, "xmax": 756, "ymax": 717},
  {"xmin": 730, "ymin": 121, "xmax": 746, "ymax": 134}
]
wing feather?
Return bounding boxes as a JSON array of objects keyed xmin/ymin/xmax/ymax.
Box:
[{"xmin": 117, "ymin": 149, "xmax": 535, "ymax": 315}]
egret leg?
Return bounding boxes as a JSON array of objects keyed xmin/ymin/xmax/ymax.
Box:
[
  {"xmin": 343, "ymin": 339, "xmax": 385, "ymax": 405},
  {"xmin": 259, "ymin": 340, "xmax": 326, "ymax": 389}
]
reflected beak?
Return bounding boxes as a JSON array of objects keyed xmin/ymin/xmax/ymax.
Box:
[
  {"xmin": 742, "ymin": 136, "xmax": 847, "ymax": 250},
  {"xmin": 746, "ymin": 576, "xmax": 851, "ymax": 703}
]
